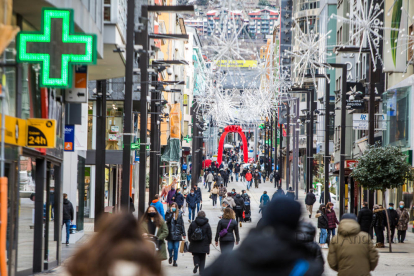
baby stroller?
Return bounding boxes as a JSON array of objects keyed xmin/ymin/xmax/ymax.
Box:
[{"xmin": 243, "ymin": 200, "xmax": 252, "ymax": 222}]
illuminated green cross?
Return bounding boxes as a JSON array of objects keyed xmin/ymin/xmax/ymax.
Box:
[
  {"xmin": 183, "ymin": 135, "xmax": 192, "ymax": 143},
  {"xmin": 16, "ymin": 8, "xmax": 97, "ymax": 88}
]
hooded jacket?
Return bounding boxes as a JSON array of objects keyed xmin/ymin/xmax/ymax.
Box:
[
  {"xmin": 174, "ymin": 192, "xmax": 184, "ymax": 206},
  {"xmin": 315, "ymin": 209, "xmax": 329, "ymax": 229},
  {"xmin": 204, "ymin": 228, "xmax": 324, "ymax": 276},
  {"xmin": 234, "ymin": 194, "xmax": 245, "ymax": 210},
  {"xmin": 188, "ymin": 216, "xmax": 212, "ymax": 254},
  {"xmin": 328, "ymin": 219, "xmax": 379, "ymax": 276},
  {"xmin": 150, "ymin": 200, "xmax": 165, "ymax": 220},
  {"xmin": 272, "ymin": 189, "xmax": 285, "ymax": 200},
  {"xmin": 286, "ymin": 190, "xmax": 295, "ymax": 200},
  {"xmin": 371, "ymin": 208, "xmax": 385, "ymax": 229},
  {"xmin": 63, "ymin": 199, "xmax": 74, "ymax": 221},
  {"xmin": 296, "ymin": 222, "xmax": 324, "ymax": 265},
  {"xmin": 245, "ymin": 172, "xmax": 253, "ymax": 181},
  {"xmin": 225, "ymin": 196, "xmax": 236, "ymax": 208}
]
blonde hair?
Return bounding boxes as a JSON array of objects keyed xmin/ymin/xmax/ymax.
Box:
[{"xmin": 223, "ymin": 208, "xmax": 235, "ymax": 220}]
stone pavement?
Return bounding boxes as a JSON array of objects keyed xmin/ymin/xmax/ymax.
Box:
[{"xmin": 36, "ymin": 178, "xmax": 414, "ymax": 276}]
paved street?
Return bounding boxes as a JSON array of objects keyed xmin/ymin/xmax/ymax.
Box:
[{"xmin": 36, "ymin": 178, "xmax": 414, "ymax": 276}]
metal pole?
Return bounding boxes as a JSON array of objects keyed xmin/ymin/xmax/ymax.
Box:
[
  {"xmin": 253, "ymin": 126, "xmax": 258, "ymax": 162},
  {"xmin": 279, "ymin": 122, "xmax": 283, "ymax": 184},
  {"xmin": 270, "ymin": 115, "xmax": 273, "ymax": 175},
  {"xmin": 309, "ymin": 89, "xmax": 315, "ymax": 192},
  {"xmin": 324, "ymin": 78, "xmax": 330, "ymax": 205},
  {"xmin": 286, "ymin": 102, "xmax": 290, "ymax": 190},
  {"xmin": 295, "ymin": 97, "xmax": 300, "ymax": 199},
  {"xmin": 368, "ymin": 54, "xmax": 376, "ymax": 210},
  {"xmin": 191, "ymin": 101, "xmax": 198, "ymax": 187},
  {"xmin": 339, "ymin": 65, "xmax": 347, "ymax": 217},
  {"xmin": 149, "ymin": 74, "xmax": 159, "ymax": 203},
  {"xmin": 292, "ymin": 103, "xmax": 296, "ymax": 193}
]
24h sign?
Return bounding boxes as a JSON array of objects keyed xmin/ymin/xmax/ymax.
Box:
[{"xmin": 16, "ymin": 8, "xmax": 97, "ymax": 88}]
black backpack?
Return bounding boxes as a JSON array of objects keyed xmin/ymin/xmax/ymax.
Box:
[{"xmin": 191, "ymin": 226, "xmax": 204, "ymax": 241}]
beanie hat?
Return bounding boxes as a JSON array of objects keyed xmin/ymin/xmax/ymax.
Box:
[
  {"xmin": 341, "ymin": 213, "xmax": 357, "ymax": 221},
  {"xmin": 262, "ymin": 197, "xmax": 301, "ymax": 230}
]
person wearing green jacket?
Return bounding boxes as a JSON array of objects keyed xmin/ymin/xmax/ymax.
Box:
[{"xmin": 140, "ymin": 206, "xmax": 169, "ymax": 261}]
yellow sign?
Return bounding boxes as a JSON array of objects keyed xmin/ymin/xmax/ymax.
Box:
[
  {"xmin": 215, "ymin": 60, "xmax": 258, "ymax": 68},
  {"xmin": 169, "ymin": 103, "xmax": 182, "ymax": 139},
  {"xmin": 26, "ymin": 119, "xmax": 56, "ymax": 148},
  {"xmin": 0, "ymin": 114, "xmax": 27, "ymax": 146}
]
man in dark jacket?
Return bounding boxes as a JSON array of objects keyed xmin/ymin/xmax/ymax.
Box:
[
  {"xmin": 371, "ymin": 205, "xmax": 385, "ymax": 248},
  {"xmin": 305, "ymin": 189, "xmax": 317, "ymax": 218},
  {"xmin": 357, "ymin": 202, "xmax": 373, "ymax": 235},
  {"xmin": 194, "ymin": 185, "xmax": 202, "ymax": 213},
  {"xmin": 174, "ymin": 188, "xmax": 185, "ymax": 210},
  {"xmin": 272, "ymin": 186, "xmax": 285, "ymax": 200},
  {"xmin": 253, "ymin": 169, "xmax": 260, "ymax": 188},
  {"xmin": 385, "ymin": 203, "xmax": 399, "ymax": 243},
  {"xmin": 234, "ymin": 163, "xmax": 241, "ymax": 181},
  {"xmin": 62, "ymin": 193, "xmax": 74, "ymax": 245},
  {"xmin": 204, "ymin": 197, "xmax": 324, "ymax": 276},
  {"xmin": 274, "ymin": 170, "xmax": 281, "ymax": 188},
  {"xmin": 186, "ymin": 189, "xmax": 197, "ymax": 222},
  {"xmin": 234, "ymin": 194, "xmax": 245, "ymax": 225},
  {"xmin": 188, "ymin": 211, "xmax": 212, "ymax": 274}
]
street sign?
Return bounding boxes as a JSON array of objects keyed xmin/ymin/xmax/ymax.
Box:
[
  {"xmin": 64, "ymin": 125, "xmax": 75, "ymax": 151},
  {"xmin": 0, "ymin": 114, "xmax": 27, "ymax": 146},
  {"xmin": 16, "ymin": 8, "xmax": 97, "ymax": 88},
  {"xmin": 352, "ymin": 113, "xmax": 369, "ymax": 130},
  {"xmin": 65, "ymin": 65, "xmax": 88, "ymax": 102},
  {"xmin": 27, "ymin": 119, "xmax": 56, "ymax": 148}
]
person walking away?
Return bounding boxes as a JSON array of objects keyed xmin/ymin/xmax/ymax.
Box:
[
  {"xmin": 385, "ymin": 202, "xmax": 399, "ymax": 243},
  {"xmin": 222, "ymin": 170, "xmax": 229, "ymax": 187},
  {"xmin": 66, "ymin": 213, "xmax": 162, "ymax": 276},
  {"xmin": 234, "ymin": 193, "xmax": 245, "ymax": 226},
  {"xmin": 245, "ymin": 170, "xmax": 253, "ymax": 191},
  {"xmin": 272, "ymin": 186, "xmax": 285, "ymax": 200},
  {"xmin": 188, "ymin": 211, "xmax": 212, "ymax": 275},
  {"xmin": 274, "ymin": 170, "xmax": 281, "ymax": 188},
  {"xmin": 174, "ymin": 188, "xmax": 184, "ymax": 211},
  {"xmin": 194, "ymin": 185, "xmax": 202, "ymax": 213},
  {"xmin": 296, "ymin": 221, "xmax": 324, "ymax": 265},
  {"xmin": 234, "ymin": 163, "xmax": 241, "ymax": 182},
  {"xmin": 186, "ymin": 189, "xmax": 197, "ymax": 222},
  {"xmin": 319, "ymin": 190, "xmax": 331, "ymax": 205},
  {"xmin": 203, "ymin": 197, "xmax": 324, "ymax": 276},
  {"xmin": 397, "ymin": 201, "xmax": 410, "ymax": 243},
  {"xmin": 216, "ymin": 173, "xmax": 224, "ymax": 191},
  {"xmin": 241, "ymin": 190, "xmax": 250, "ymax": 202},
  {"xmin": 328, "ymin": 213, "xmax": 379, "ymax": 275},
  {"xmin": 286, "ymin": 187, "xmax": 295, "ymax": 200},
  {"xmin": 165, "ymin": 203, "xmax": 186, "ymax": 267},
  {"xmin": 259, "ymin": 191, "xmax": 270, "ymax": 213},
  {"xmin": 253, "ymin": 169, "xmax": 260, "ymax": 188},
  {"xmin": 187, "ymin": 172, "xmax": 192, "ymax": 186},
  {"xmin": 62, "ymin": 193, "xmax": 74, "ymax": 245},
  {"xmin": 215, "ymin": 208, "xmax": 240, "ymax": 253},
  {"xmin": 228, "ymin": 161, "xmax": 234, "ymax": 181},
  {"xmin": 357, "ymin": 201, "xmax": 373, "ymax": 236},
  {"xmin": 224, "ymin": 192, "xmax": 236, "ymax": 209},
  {"xmin": 305, "ymin": 189, "xmax": 317, "ymax": 218},
  {"xmin": 166, "ymin": 186, "xmax": 176, "ymax": 208},
  {"xmin": 140, "ymin": 206, "xmax": 169, "ymax": 261},
  {"xmin": 315, "ymin": 204, "xmax": 328, "ymax": 248},
  {"xmin": 269, "ymin": 171, "xmax": 274, "ymax": 183},
  {"xmin": 326, "ymin": 202, "xmax": 339, "ymax": 242},
  {"xmin": 206, "ymin": 172, "xmax": 214, "ymax": 191},
  {"xmin": 371, "ymin": 205, "xmax": 385, "ymax": 248},
  {"xmin": 261, "ymin": 169, "xmax": 267, "ymax": 183},
  {"xmin": 210, "ymin": 184, "xmax": 219, "ymax": 207},
  {"xmin": 129, "ymin": 197, "xmax": 135, "ymax": 213},
  {"xmin": 218, "ymin": 184, "xmax": 227, "ymax": 206}
]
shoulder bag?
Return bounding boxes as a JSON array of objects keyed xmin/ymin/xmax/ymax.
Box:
[{"xmin": 219, "ymin": 219, "xmax": 232, "ymax": 238}]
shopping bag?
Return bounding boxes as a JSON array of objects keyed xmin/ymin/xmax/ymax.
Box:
[
  {"xmin": 242, "ymin": 211, "xmax": 245, "ymax": 219},
  {"xmin": 180, "ymin": 241, "xmax": 189, "ymax": 253}
]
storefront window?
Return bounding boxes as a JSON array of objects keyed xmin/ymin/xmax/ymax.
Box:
[
  {"xmin": 106, "ymin": 101, "xmax": 124, "ymax": 150},
  {"xmin": 382, "ymin": 86, "xmax": 411, "ymax": 148},
  {"xmin": 0, "ymin": 66, "xmax": 16, "ymax": 117}
]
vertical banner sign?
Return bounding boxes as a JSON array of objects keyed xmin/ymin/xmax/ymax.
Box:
[
  {"xmin": 16, "ymin": 8, "xmax": 97, "ymax": 88},
  {"xmin": 169, "ymin": 103, "xmax": 182, "ymax": 139},
  {"xmin": 280, "ymin": 0, "xmax": 293, "ymax": 77},
  {"xmin": 26, "ymin": 119, "xmax": 56, "ymax": 148},
  {"xmin": 384, "ymin": 0, "xmax": 408, "ymax": 72},
  {"xmin": 64, "ymin": 125, "xmax": 75, "ymax": 151}
]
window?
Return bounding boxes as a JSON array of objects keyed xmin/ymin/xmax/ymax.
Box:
[
  {"xmin": 409, "ymin": 24, "xmax": 414, "ymax": 62},
  {"xmin": 104, "ymin": 0, "xmax": 111, "ymax": 21}
]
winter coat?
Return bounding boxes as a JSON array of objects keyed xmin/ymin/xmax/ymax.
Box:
[
  {"xmin": 221, "ymin": 171, "xmax": 229, "ymax": 181},
  {"xmin": 165, "ymin": 211, "xmax": 186, "ymax": 241},
  {"xmin": 328, "ymin": 219, "xmax": 379, "ymax": 276},
  {"xmin": 245, "ymin": 173, "xmax": 252, "ymax": 181},
  {"xmin": 225, "ymin": 196, "xmax": 236, "ymax": 208},
  {"xmin": 150, "ymin": 200, "xmax": 165, "ymax": 220},
  {"xmin": 241, "ymin": 193, "xmax": 250, "ymax": 202},
  {"xmin": 203, "ymin": 228, "xmax": 324, "ymax": 276},
  {"xmin": 140, "ymin": 219, "xmax": 169, "ymax": 260},
  {"xmin": 63, "ymin": 199, "xmax": 74, "ymax": 221},
  {"xmin": 186, "ymin": 193, "xmax": 198, "ymax": 209},
  {"xmin": 211, "ymin": 187, "xmax": 219, "ymax": 195},
  {"xmin": 305, "ymin": 192, "xmax": 316, "ymax": 206},
  {"xmin": 194, "ymin": 188, "xmax": 202, "ymax": 203},
  {"xmin": 286, "ymin": 191, "xmax": 295, "ymax": 200},
  {"xmin": 166, "ymin": 188, "xmax": 176, "ymax": 205},
  {"xmin": 234, "ymin": 194, "xmax": 245, "ymax": 210},
  {"xmin": 274, "ymin": 172, "xmax": 281, "ymax": 181},
  {"xmin": 326, "ymin": 209, "xmax": 339, "ymax": 229},
  {"xmin": 296, "ymin": 223, "xmax": 324, "ymax": 265},
  {"xmin": 272, "ymin": 189, "xmax": 285, "ymax": 200},
  {"xmin": 174, "ymin": 193, "xmax": 184, "ymax": 207},
  {"xmin": 206, "ymin": 173, "xmax": 214, "ymax": 182},
  {"xmin": 219, "ymin": 187, "xmax": 227, "ymax": 197},
  {"xmin": 228, "ymin": 162, "xmax": 234, "ymax": 170},
  {"xmin": 397, "ymin": 208, "xmax": 410, "ymax": 231},
  {"xmin": 234, "ymin": 164, "xmax": 241, "ymax": 173},
  {"xmin": 188, "ymin": 217, "xmax": 212, "ymax": 254},
  {"xmin": 215, "ymin": 218, "xmax": 240, "ymax": 242},
  {"xmin": 217, "ymin": 176, "xmax": 224, "ymax": 186},
  {"xmin": 253, "ymin": 172, "xmax": 260, "ymax": 180},
  {"xmin": 315, "ymin": 210, "xmax": 328, "ymax": 229},
  {"xmin": 260, "ymin": 194, "xmax": 270, "ymax": 206},
  {"xmin": 371, "ymin": 208, "xmax": 385, "ymax": 229},
  {"xmin": 357, "ymin": 207, "xmax": 373, "ymax": 233},
  {"xmin": 385, "ymin": 209, "xmax": 399, "ymax": 228}
]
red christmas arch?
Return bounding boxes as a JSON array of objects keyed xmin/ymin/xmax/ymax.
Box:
[{"xmin": 217, "ymin": 125, "xmax": 248, "ymax": 165}]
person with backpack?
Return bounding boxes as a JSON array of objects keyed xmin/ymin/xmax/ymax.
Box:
[
  {"xmin": 188, "ymin": 211, "xmax": 212, "ymax": 274},
  {"xmin": 165, "ymin": 203, "xmax": 186, "ymax": 267},
  {"xmin": 215, "ymin": 208, "xmax": 240, "ymax": 253},
  {"xmin": 259, "ymin": 191, "xmax": 270, "ymax": 213},
  {"xmin": 305, "ymin": 189, "xmax": 317, "ymax": 218},
  {"xmin": 234, "ymin": 194, "xmax": 245, "ymax": 227}
]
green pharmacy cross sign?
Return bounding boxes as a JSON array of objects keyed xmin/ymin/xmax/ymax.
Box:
[
  {"xmin": 183, "ymin": 135, "xmax": 192, "ymax": 143},
  {"xmin": 16, "ymin": 8, "xmax": 97, "ymax": 88}
]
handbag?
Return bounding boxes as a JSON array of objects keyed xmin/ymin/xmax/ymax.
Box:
[{"xmin": 219, "ymin": 219, "xmax": 232, "ymax": 238}]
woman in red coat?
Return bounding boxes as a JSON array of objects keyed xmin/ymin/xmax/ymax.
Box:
[
  {"xmin": 326, "ymin": 202, "xmax": 339, "ymax": 243},
  {"xmin": 245, "ymin": 170, "xmax": 253, "ymax": 191}
]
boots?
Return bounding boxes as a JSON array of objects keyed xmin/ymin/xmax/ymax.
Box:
[{"xmin": 173, "ymin": 260, "xmax": 177, "ymax": 267}]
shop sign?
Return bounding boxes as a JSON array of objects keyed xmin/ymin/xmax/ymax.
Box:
[
  {"xmin": 64, "ymin": 125, "xmax": 75, "ymax": 151},
  {"xmin": 345, "ymin": 160, "xmax": 358, "ymax": 169},
  {"xmin": 353, "ymin": 113, "xmax": 369, "ymax": 130},
  {"xmin": 16, "ymin": 8, "xmax": 97, "ymax": 88},
  {"xmin": 0, "ymin": 114, "xmax": 27, "ymax": 146},
  {"xmin": 346, "ymin": 83, "xmax": 366, "ymax": 109},
  {"xmin": 27, "ymin": 119, "xmax": 56, "ymax": 148}
]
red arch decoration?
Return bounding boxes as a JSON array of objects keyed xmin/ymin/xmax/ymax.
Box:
[{"xmin": 217, "ymin": 125, "xmax": 248, "ymax": 165}]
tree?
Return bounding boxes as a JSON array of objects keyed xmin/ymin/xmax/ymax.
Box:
[
  {"xmin": 258, "ymin": 0, "xmax": 271, "ymax": 6},
  {"xmin": 351, "ymin": 143, "xmax": 414, "ymax": 252}
]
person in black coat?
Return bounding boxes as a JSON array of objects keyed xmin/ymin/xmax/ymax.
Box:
[
  {"xmin": 203, "ymin": 197, "xmax": 324, "ymax": 276},
  {"xmin": 62, "ymin": 193, "xmax": 74, "ymax": 245},
  {"xmin": 186, "ymin": 189, "xmax": 198, "ymax": 222},
  {"xmin": 233, "ymin": 194, "xmax": 245, "ymax": 225},
  {"xmin": 286, "ymin": 187, "xmax": 295, "ymax": 200},
  {"xmin": 357, "ymin": 202, "xmax": 373, "ymax": 235},
  {"xmin": 215, "ymin": 208, "xmax": 240, "ymax": 253},
  {"xmin": 296, "ymin": 221, "xmax": 324, "ymax": 266},
  {"xmin": 274, "ymin": 170, "xmax": 281, "ymax": 187},
  {"xmin": 188, "ymin": 211, "xmax": 212, "ymax": 274},
  {"xmin": 165, "ymin": 203, "xmax": 186, "ymax": 266},
  {"xmin": 272, "ymin": 186, "xmax": 285, "ymax": 200},
  {"xmin": 305, "ymin": 189, "xmax": 317, "ymax": 218},
  {"xmin": 315, "ymin": 204, "xmax": 329, "ymax": 247},
  {"xmin": 174, "ymin": 188, "xmax": 185, "ymax": 210},
  {"xmin": 385, "ymin": 203, "xmax": 399, "ymax": 243},
  {"xmin": 371, "ymin": 205, "xmax": 385, "ymax": 247}
]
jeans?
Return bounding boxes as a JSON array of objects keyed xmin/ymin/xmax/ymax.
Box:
[
  {"xmin": 319, "ymin": 228, "xmax": 327, "ymax": 244},
  {"xmin": 219, "ymin": 196, "xmax": 223, "ymax": 205},
  {"xmin": 63, "ymin": 219, "xmax": 71, "ymax": 243},
  {"xmin": 207, "ymin": 182, "xmax": 212, "ymax": 192},
  {"xmin": 212, "ymin": 194, "xmax": 217, "ymax": 206},
  {"xmin": 246, "ymin": 180, "xmax": 252, "ymax": 190},
  {"xmin": 235, "ymin": 173, "xmax": 239, "ymax": 182},
  {"xmin": 188, "ymin": 207, "xmax": 196, "ymax": 221},
  {"xmin": 197, "ymin": 202, "xmax": 200, "ymax": 213},
  {"xmin": 168, "ymin": 240, "xmax": 180, "ymax": 261},
  {"xmin": 327, "ymin": 228, "xmax": 336, "ymax": 242}
]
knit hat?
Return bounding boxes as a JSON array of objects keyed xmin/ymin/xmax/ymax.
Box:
[
  {"xmin": 262, "ymin": 197, "xmax": 301, "ymax": 230},
  {"xmin": 341, "ymin": 213, "xmax": 357, "ymax": 221}
]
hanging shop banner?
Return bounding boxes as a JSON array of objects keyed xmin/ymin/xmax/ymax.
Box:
[
  {"xmin": 0, "ymin": 114, "xmax": 27, "ymax": 146},
  {"xmin": 215, "ymin": 60, "xmax": 258, "ymax": 68},
  {"xmin": 27, "ymin": 119, "xmax": 56, "ymax": 148},
  {"xmin": 352, "ymin": 113, "xmax": 369, "ymax": 130},
  {"xmin": 169, "ymin": 103, "xmax": 182, "ymax": 139},
  {"xmin": 64, "ymin": 125, "xmax": 75, "ymax": 151},
  {"xmin": 346, "ymin": 83, "xmax": 365, "ymax": 109},
  {"xmin": 383, "ymin": 0, "xmax": 408, "ymax": 72},
  {"xmin": 16, "ymin": 8, "xmax": 97, "ymax": 88}
]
